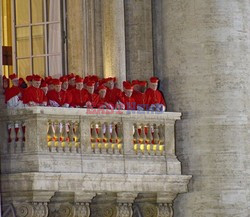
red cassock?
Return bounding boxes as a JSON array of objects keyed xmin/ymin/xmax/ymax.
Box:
[
  {"xmin": 23, "ymin": 86, "xmax": 47, "ymax": 104},
  {"xmin": 5, "ymin": 86, "xmax": 22, "ymax": 103},
  {"xmin": 97, "ymin": 96, "xmax": 114, "ymax": 108},
  {"xmin": 105, "ymin": 88, "xmax": 122, "ymax": 106},
  {"xmin": 70, "ymin": 89, "xmax": 88, "ymax": 107},
  {"xmin": 145, "ymin": 88, "xmax": 166, "ymax": 106},
  {"xmin": 47, "ymin": 90, "xmax": 67, "ymax": 106},
  {"xmin": 119, "ymin": 93, "xmax": 136, "ymax": 110},
  {"xmin": 132, "ymin": 91, "xmax": 148, "ymax": 108},
  {"xmin": 62, "ymin": 89, "xmax": 73, "ymax": 105},
  {"xmin": 86, "ymin": 93, "xmax": 100, "ymax": 108},
  {"xmin": 68, "ymin": 85, "xmax": 75, "ymax": 91}
]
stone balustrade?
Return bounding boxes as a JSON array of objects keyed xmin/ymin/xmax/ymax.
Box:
[{"xmin": 0, "ymin": 107, "xmax": 191, "ymax": 217}]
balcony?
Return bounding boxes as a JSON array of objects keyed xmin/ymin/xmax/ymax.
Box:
[{"xmin": 0, "ymin": 107, "xmax": 191, "ymax": 217}]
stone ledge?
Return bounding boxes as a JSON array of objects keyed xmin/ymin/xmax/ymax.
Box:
[{"xmin": 1, "ymin": 172, "xmax": 191, "ymax": 194}]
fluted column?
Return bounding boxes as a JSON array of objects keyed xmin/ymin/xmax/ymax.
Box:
[
  {"xmin": 161, "ymin": 0, "xmax": 250, "ymax": 217},
  {"xmin": 102, "ymin": 0, "xmax": 126, "ymax": 87}
]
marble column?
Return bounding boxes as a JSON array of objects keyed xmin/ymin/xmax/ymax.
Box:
[
  {"xmin": 102, "ymin": 0, "xmax": 126, "ymax": 88},
  {"xmin": 161, "ymin": 0, "xmax": 250, "ymax": 217},
  {"xmin": 124, "ymin": 0, "xmax": 153, "ymax": 81}
]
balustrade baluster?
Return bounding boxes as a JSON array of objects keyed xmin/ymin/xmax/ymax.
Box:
[
  {"xmin": 133, "ymin": 124, "xmax": 140, "ymax": 155},
  {"xmin": 61, "ymin": 121, "xmax": 68, "ymax": 152},
  {"xmin": 74, "ymin": 122, "xmax": 80, "ymax": 153},
  {"xmin": 91, "ymin": 122, "xmax": 98, "ymax": 153},
  {"xmin": 117, "ymin": 122, "xmax": 123, "ymax": 154},
  {"xmin": 97, "ymin": 122, "xmax": 104, "ymax": 153},
  {"xmin": 68, "ymin": 121, "xmax": 75, "ymax": 152},
  {"xmin": 111, "ymin": 123, "xmax": 118, "ymax": 154},
  {"xmin": 104, "ymin": 122, "xmax": 111, "ymax": 153},
  {"xmin": 47, "ymin": 121, "xmax": 54, "ymax": 152}
]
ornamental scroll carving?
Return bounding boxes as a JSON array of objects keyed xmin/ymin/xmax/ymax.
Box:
[
  {"xmin": 157, "ymin": 204, "xmax": 173, "ymax": 217},
  {"xmin": 140, "ymin": 204, "xmax": 158, "ymax": 217},
  {"xmin": 116, "ymin": 203, "xmax": 133, "ymax": 217},
  {"xmin": 15, "ymin": 202, "xmax": 48, "ymax": 217},
  {"xmin": 91, "ymin": 205, "xmax": 117, "ymax": 217},
  {"xmin": 75, "ymin": 203, "xmax": 90, "ymax": 217}
]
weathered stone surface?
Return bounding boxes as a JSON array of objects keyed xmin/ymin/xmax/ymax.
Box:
[
  {"xmin": 160, "ymin": 0, "xmax": 250, "ymax": 216},
  {"xmin": 124, "ymin": 0, "xmax": 153, "ymax": 81}
]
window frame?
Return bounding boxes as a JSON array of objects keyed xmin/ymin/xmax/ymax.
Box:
[{"xmin": 11, "ymin": 0, "xmax": 67, "ymax": 77}]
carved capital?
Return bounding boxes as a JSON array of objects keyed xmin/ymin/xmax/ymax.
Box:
[
  {"xmin": 157, "ymin": 203, "xmax": 173, "ymax": 217},
  {"xmin": 14, "ymin": 202, "xmax": 48, "ymax": 217},
  {"xmin": 75, "ymin": 202, "xmax": 90, "ymax": 217},
  {"xmin": 116, "ymin": 203, "xmax": 133, "ymax": 217},
  {"xmin": 140, "ymin": 203, "xmax": 158, "ymax": 217}
]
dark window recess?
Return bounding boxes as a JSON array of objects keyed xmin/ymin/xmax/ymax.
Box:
[{"xmin": 2, "ymin": 46, "xmax": 12, "ymax": 65}]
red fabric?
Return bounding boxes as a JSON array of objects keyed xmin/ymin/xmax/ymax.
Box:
[
  {"xmin": 145, "ymin": 88, "xmax": 166, "ymax": 106},
  {"xmin": 68, "ymin": 85, "xmax": 76, "ymax": 90},
  {"xmin": 47, "ymin": 90, "xmax": 67, "ymax": 106},
  {"xmin": 105, "ymin": 87, "xmax": 122, "ymax": 105},
  {"xmin": 23, "ymin": 86, "xmax": 46, "ymax": 104},
  {"xmin": 97, "ymin": 96, "xmax": 114, "ymax": 108},
  {"xmin": 5, "ymin": 86, "xmax": 21, "ymax": 103},
  {"xmin": 61, "ymin": 89, "xmax": 73, "ymax": 105},
  {"xmin": 132, "ymin": 91, "xmax": 148, "ymax": 108},
  {"xmin": 119, "ymin": 92, "xmax": 136, "ymax": 110},
  {"xmin": 86, "ymin": 92, "xmax": 100, "ymax": 108},
  {"xmin": 70, "ymin": 88, "xmax": 88, "ymax": 107}
]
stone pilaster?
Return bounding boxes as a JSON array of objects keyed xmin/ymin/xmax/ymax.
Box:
[
  {"xmin": 102, "ymin": 0, "xmax": 126, "ymax": 87},
  {"xmin": 124, "ymin": 0, "xmax": 153, "ymax": 81},
  {"xmin": 161, "ymin": 0, "xmax": 250, "ymax": 216},
  {"xmin": 67, "ymin": 0, "xmax": 84, "ymax": 76}
]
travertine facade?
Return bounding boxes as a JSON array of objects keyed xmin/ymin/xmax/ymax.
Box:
[{"xmin": 1, "ymin": 0, "xmax": 250, "ymax": 217}]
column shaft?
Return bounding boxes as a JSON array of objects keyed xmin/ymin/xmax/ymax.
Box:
[
  {"xmin": 161, "ymin": 0, "xmax": 250, "ymax": 216},
  {"xmin": 102, "ymin": 0, "xmax": 126, "ymax": 87}
]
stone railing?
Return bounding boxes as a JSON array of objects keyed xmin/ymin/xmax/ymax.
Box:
[{"xmin": 0, "ymin": 107, "xmax": 191, "ymax": 217}]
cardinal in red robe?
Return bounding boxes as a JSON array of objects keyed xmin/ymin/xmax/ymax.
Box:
[
  {"xmin": 85, "ymin": 81, "xmax": 100, "ymax": 108},
  {"xmin": 97, "ymin": 85, "xmax": 114, "ymax": 109},
  {"xmin": 47, "ymin": 79, "xmax": 68, "ymax": 107},
  {"xmin": 132, "ymin": 81, "xmax": 148, "ymax": 110},
  {"xmin": 104, "ymin": 77, "xmax": 122, "ymax": 106},
  {"xmin": 23, "ymin": 75, "xmax": 47, "ymax": 106},
  {"xmin": 70, "ymin": 77, "xmax": 88, "ymax": 107},
  {"xmin": 5, "ymin": 74, "xmax": 23, "ymax": 108},
  {"xmin": 60, "ymin": 76, "xmax": 72, "ymax": 107},
  {"xmin": 145, "ymin": 77, "xmax": 166, "ymax": 112},
  {"xmin": 117, "ymin": 81, "xmax": 136, "ymax": 110}
]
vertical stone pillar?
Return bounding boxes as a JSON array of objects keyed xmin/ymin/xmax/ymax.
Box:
[
  {"xmin": 161, "ymin": 0, "xmax": 250, "ymax": 217},
  {"xmin": 124, "ymin": 0, "xmax": 153, "ymax": 81},
  {"xmin": 67, "ymin": 0, "xmax": 85, "ymax": 76},
  {"xmin": 102, "ymin": 0, "xmax": 126, "ymax": 87}
]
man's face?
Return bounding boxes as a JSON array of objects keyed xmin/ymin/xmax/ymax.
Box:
[
  {"xmin": 133, "ymin": 84, "xmax": 140, "ymax": 92},
  {"xmin": 62, "ymin": 82, "xmax": 69, "ymax": 90},
  {"xmin": 76, "ymin": 82, "xmax": 83, "ymax": 90},
  {"xmin": 124, "ymin": 89, "xmax": 133, "ymax": 97},
  {"xmin": 106, "ymin": 81, "xmax": 114, "ymax": 89},
  {"xmin": 86, "ymin": 86, "xmax": 94, "ymax": 94},
  {"xmin": 12, "ymin": 79, "xmax": 19, "ymax": 87},
  {"xmin": 48, "ymin": 84, "xmax": 54, "ymax": 91},
  {"xmin": 32, "ymin": 80, "xmax": 41, "ymax": 88},
  {"xmin": 41, "ymin": 87, "xmax": 48, "ymax": 95},
  {"xmin": 54, "ymin": 85, "xmax": 61, "ymax": 92},
  {"xmin": 149, "ymin": 82, "xmax": 158, "ymax": 91},
  {"xmin": 69, "ymin": 78, "xmax": 76, "ymax": 86},
  {"xmin": 99, "ymin": 89, "xmax": 106, "ymax": 98}
]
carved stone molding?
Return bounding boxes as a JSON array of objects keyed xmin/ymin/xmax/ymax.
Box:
[
  {"xmin": 14, "ymin": 202, "xmax": 48, "ymax": 217},
  {"xmin": 157, "ymin": 203, "xmax": 173, "ymax": 217},
  {"xmin": 91, "ymin": 205, "xmax": 117, "ymax": 217},
  {"xmin": 75, "ymin": 202, "xmax": 90, "ymax": 217},
  {"xmin": 116, "ymin": 203, "xmax": 133, "ymax": 217},
  {"xmin": 140, "ymin": 203, "xmax": 158, "ymax": 217}
]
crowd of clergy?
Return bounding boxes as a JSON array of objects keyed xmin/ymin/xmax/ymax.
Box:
[{"xmin": 2, "ymin": 73, "xmax": 166, "ymax": 111}]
